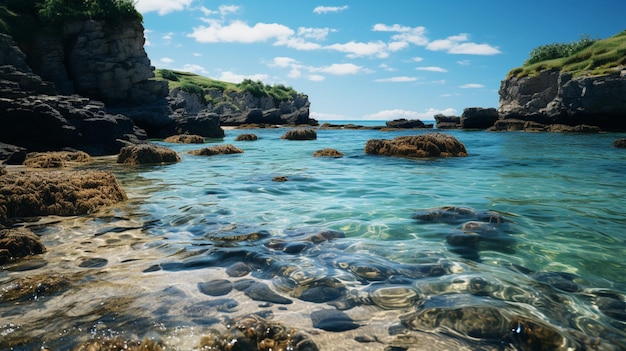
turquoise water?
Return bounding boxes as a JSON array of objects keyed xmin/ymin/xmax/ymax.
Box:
[{"xmin": 2, "ymin": 126, "xmax": 626, "ymax": 350}]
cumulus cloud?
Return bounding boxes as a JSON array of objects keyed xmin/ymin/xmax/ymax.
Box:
[
  {"xmin": 189, "ymin": 20, "xmax": 294, "ymax": 43},
  {"xmin": 135, "ymin": 0, "xmax": 195, "ymax": 15},
  {"xmin": 374, "ymin": 76, "xmax": 418, "ymax": 83},
  {"xmin": 460, "ymin": 83, "xmax": 485, "ymax": 88},
  {"xmin": 427, "ymin": 33, "xmax": 500, "ymax": 55},
  {"xmin": 363, "ymin": 108, "xmax": 457, "ymax": 120},
  {"xmin": 313, "ymin": 63, "xmax": 366, "ymax": 75},
  {"xmin": 181, "ymin": 64, "xmax": 208, "ymax": 74},
  {"xmin": 298, "ymin": 27, "xmax": 333, "ymax": 41},
  {"xmin": 326, "ymin": 40, "xmax": 389, "ymax": 58},
  {"xmin": 416, "ymin": 66, "xmax": 448, "ymax": 73},
  {"xmin": 307, "ymin": 74, "xmax": 326, "ymax": 82},
  {"xmin": 160, "ymin": 57, "xmax": 174, "ymax": 64},
  {"xmin": 313, "ymin": 5, "xmax": 349, "ymax": 14},
  {"xmin": 217, "ymin": 71, "xmax": 269, "ymax": 83}
]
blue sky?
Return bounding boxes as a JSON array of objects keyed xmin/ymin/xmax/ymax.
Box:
[{"xmin": 136, "ymin": 0, "xmax": 626, "ymax": 121}]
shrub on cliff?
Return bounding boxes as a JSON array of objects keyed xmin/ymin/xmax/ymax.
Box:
[
  {"xmin": 525, "ymin": 35, "xmax": 596, "ymax": 65},
  {"xmin": 1, "ymin": 0, "xmax": 142, "ymax": 37}
]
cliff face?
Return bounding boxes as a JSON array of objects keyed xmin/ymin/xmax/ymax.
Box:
[
  {"xmin": 24, "ymin": 19, "xmax": 168, "ymax": 106},
  {"xmin": 498, "ymin": 68, "xmax": 626, "ymax": 130}
]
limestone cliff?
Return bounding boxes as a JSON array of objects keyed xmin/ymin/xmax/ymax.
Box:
[{"xmin": 498, "ymin": 67, "xmax": 626, "ymax": 131}]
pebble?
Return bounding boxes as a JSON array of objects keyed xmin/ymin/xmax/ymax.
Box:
[
  {"xmin": 310, "ymin": 309, "xmax": 359, "ymax": 332},
  {"xmin": 198, "ymin": 279, "xmax": 233, "ymax": 296}
]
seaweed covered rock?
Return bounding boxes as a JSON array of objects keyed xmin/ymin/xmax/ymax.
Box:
[
  {"xmin": 0, "ymin": 170, "xmax": 127, "ymax": 223},
  {"xmin": 0, "ymin": 274, "xmax": 71, "ymax": 302},
  {"xmin": 24, "ymin": 151, "xmax": 92, "ymax": 168},
  {"xmin": 0, "ymin": 228, "xmax": 46, "ymax": 264},
  {"xmin": 235, "ymin": 133, "xmax": 258, "ymax": 141},
  {"xmin": 365, "ymin": 132, "xmax": 468, "ymax": 158},
  {"xmin": 313, "ymin": 148, "xmax": 344, "ymax": 157},
  {"xmin": 189, "ymin": 144, "xmax": 244, "ymax": 156},
  {"xmin": 72, "ymin": 338, "xmax": 163, "ymax": 351},
  {"xmin": 198, "ymin": 314, "xmax": 318, "ymax": 351},
  {"xmin": 613, "ymin": 138, "xmax": 626, "ymax": 148},
  {"xmin": 163, "ymin": 134, "xmax": 205, "ymax": 144},
  {"xmin": 117, "ymin": 144, "xmax": 180, "ymax": 165},
  {"xmin": 281, "ymin": 128, "xmax": 317, "ymax": 140}
]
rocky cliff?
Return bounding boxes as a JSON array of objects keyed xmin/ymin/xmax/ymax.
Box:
[{"xmin": 498, "ymin": 67, "xmax": 626, "ymax": 131}]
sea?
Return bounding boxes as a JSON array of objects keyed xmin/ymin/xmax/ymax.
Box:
[{"xmin": 1, "ymin": 122, "xmax": 626, "ymax": 350}]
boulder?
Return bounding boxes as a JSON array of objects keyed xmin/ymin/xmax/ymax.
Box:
[
  {"xmin": 461, "ymin": 107, "xmax": 499, "ymax": 129},
  {"xmin": 0, "ymin": 143, "xmax": 27, "ymax": 165},
  {"xmin": 614, "ymin": 139, "xmax": 626, "ymax": 148},
  {"xmin": 0, "ymin": 228, "xmax": 46, "ymax": 264},
  {"xmin": 313, "ymin": 148, "xmax": 344, "ymax": 157},
  {"xmin": 281, "ymin": 128, "xmax": 317, "ymax": 140},
  {"xmin": 385, "ymin": 118, "xmax": 432, "ymax": 129},
  {"xmin": 365, "ymin": 133, "xmax": 468, "ymax": 158},
  {"xmin": 23, "ymin": 151, "xmax": 92, "ymax": 168},
  {"xmin": 171, "ymin": 111, "xmax": 225, "ymax": 138},
  {"xmin": 189, "ymin": 144, "xmax": 243, "ymax": 156},
  {"xmin": 163, "ymin": 134, "xmax": 205, "ymax": 144},
  {"xmin": 0, "ymin": 170, "xmax": 127, "ymax": 223},
  {"xmin": 117, "ymin": 144, "xmax": 180, "ymax": 165},
  {"xmin": 434, "ymin": 114, "xmax": 461, "ymax": 129},
  {"xmin": 235, "ymin": 134, "xmax": 258, "ymax": 141},
  {"xmin": 498, "ymin": 68, "xmax": 626, "ymax": 130}
]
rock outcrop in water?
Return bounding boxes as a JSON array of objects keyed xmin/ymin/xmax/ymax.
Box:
[
  {"xmin": 498, "ymin": 67, "xmax": 626, "ymax": 131},
  {"xmin": 117, "ymin": 144, "xmax": 180, "ymax": 165},
  {"xmin": 0, "ymin": 228, "xmax": 46, "ymax": 264},
  {"xmin": 365, "ymin": 133, "xmax": 468, "ymax": 158}
]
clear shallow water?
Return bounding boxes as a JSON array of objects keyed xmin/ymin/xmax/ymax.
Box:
[{"xmin": 2, "ymin": 127, "xmax": 626, "ymax": 350}]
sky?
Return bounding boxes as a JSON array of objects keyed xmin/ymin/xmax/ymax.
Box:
[{"xmin": 136, "ymin": 0, "xmax": 626, "ymax": 121}]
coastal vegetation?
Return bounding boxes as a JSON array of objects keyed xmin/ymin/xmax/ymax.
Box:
[
  {"xmin": 155, "ymin": 68, "xmax": 302, "ymax": 106},
  {"xmin": 508, "ymin": 30, "xmax": 626, "ymax": 78},
  {"xmin": 0, "ymin": 0, "xmax": 141, "ymax": 38}
]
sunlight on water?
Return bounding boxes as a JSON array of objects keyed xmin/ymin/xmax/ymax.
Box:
[{"xmin": 2, "ymin": 127, "xmax": 626, "ymax": 350}]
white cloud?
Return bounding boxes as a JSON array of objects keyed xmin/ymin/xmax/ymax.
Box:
[
  {"xmin": 410, "ymin": 57, "xmax": 424, "ymax": 63},
  {"xmin": 372, "ymin": 24, "xmax": 411, "ymax": 32},
  {"xmin": 373, "ymin": 24, "xmax": 429, "ymax": 47},
  {"xmin": 276, "ymin": 37, "xmax": 322, "ymax": 50},
  {"xmin": 160, "ymin": 57, "xmax": 174, "ymax": 64},
  {"xmin": 217, "ymin": 71, "xmax": 269, "ymax": 83},
  {"xmin": 144, "ymin": 29, "xmax": 152, "ymax": 46},
  {"xmin": 460, "ymin": 83, "xmax": 485, "ymax": 88},
  {"xmin": 326, "ymin": 40, "xmax": 389, "ymax": 58},
  {"xmin": 457, "ymin": 60, "xmax": 471, "ymax": 66},
  {"xmin": 270, "ymin": 57, "xmax": 299, "ymax": 68},
  {"xmin": 313, "ymin": 5, "xmax": 349, "ymax": 14},
  {"xmin": 189, "ymin": 20, "xmax": 294, "ymax": 43},
  {"xmin": 162, "ymin": 32, "xmax": 174, "ymax": 41},
  {"xmin": 181, "ymin": 64, "xmax": 208, "ymax": 74},
  {"xmin": 379, "ymin": 63, "xmax": 396, "ymax": 72},
  {"xmin": 298, "ymin": 27, "xmax": 333, "ymax": 41},
  {"xmin": 363, "ymin": 108, "xmax": 457, "ymax": 120},
  {"xmin": 314, "ymin": 63, "xmax": 365, "ymax": 75},
  {"xmin": 310, "ymin": 111, "xmax": 347, "ymax": 120},
  {"xmin": 307, "ymin": 74, "xmax": 326, "ymax": 82},
  {"xmin": 388, "ymin": 41, "xmax": 409, "ymax": 52},
  {"xmin": 135, "ymin": 0, "xmax": 194, "ymax": 15},
  {"xmin": 427, "ymin": 33, "xmax": 500, "ymax": 55},
  {"xmin": 416, "ymin": 66, "xmax": 448, "ymax": 73},
  {"xmin": 193, "ymin": 53, "xmax": 202, "ymax": 57},
  {"xmin": 374, "ymin": 76, "xmax": 418, "ymax": 83}
]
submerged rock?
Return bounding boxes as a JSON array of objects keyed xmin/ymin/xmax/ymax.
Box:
[
  {"xmin": 365, "ymin": 133, "xmax": 468, "ymax": 158},
  {"xmin": 72, "ymin": 338, "xmax": 164, "ymax": 351},
  {"xmin": 310, "ymin": 309, "xmax": 360, "ymax": 332},
  {"xmin": 0, "ymin": 274, "xmax": 71, "ymax": 302},
  {"xmin": 163, "ymin": 134, "xmax": 205, "ymax": 144},
  {"xmin": 0, "ymin": 170, "xmax": 127, "ymax": 223},
  {"xmin": 117, "ymin": 144, "xmax": 180, "ymax": 165},
  {"xmin": 313, "ymin": 148, "xmax": 344, "ymax": 157},
  {"xmin": 281, "ymin": 128, "xmax": 317, "ymax": 140},
  {"xmin": 198, "ymin": 314, "xmax": 318, "ymax": 351},
  {"xmin": 189, "ymin": 144, "xmax": 244, "ymax": 156},
  {"xmin": 0, "ymin": 228, "xmax": 46, "ymax": 264},
  {"xmin": 413, "ymin": 206, "xmax": 506, "ymax": 224},
  {"xmin": 235, "ymin": 133, "xmax": 258, "ymax": 141},
  {"xmin": 614, "ymin": 138, "xmax": 626, "ymax": 148}
]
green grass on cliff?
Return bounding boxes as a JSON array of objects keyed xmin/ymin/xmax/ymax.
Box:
[
  {"xmin": 508, "ymin": 30, "xmax": 626, "ymax": 78},
  {"xmin": 154, "ymin": 69, "xmax": 302, "ymax": 103}
]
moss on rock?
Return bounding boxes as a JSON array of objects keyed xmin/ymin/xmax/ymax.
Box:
[
  {"xmin": 365, "ymin": 132, "xmax": 468, "ymax": 158},
  {"xmin": 24, "ymin": 151, "xmax": 92, "ymax": 168},
  {"xmin": 189, "ymin": 144, "xmax": 244, "ymax": 156},
  {"xmin": 163, "ymin": 134, "xmax": 205, "ymax": 144},
  {"xmin": 0, "ymin": 170, "xmax": 127, "ymax": 223},
  {"xmin": 117, "ymin": 144, "xmax": 180, "ymax": 165},
  {"xmin": 0, "ymin": 228, "xmax": 46, "ymax": 264}
]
